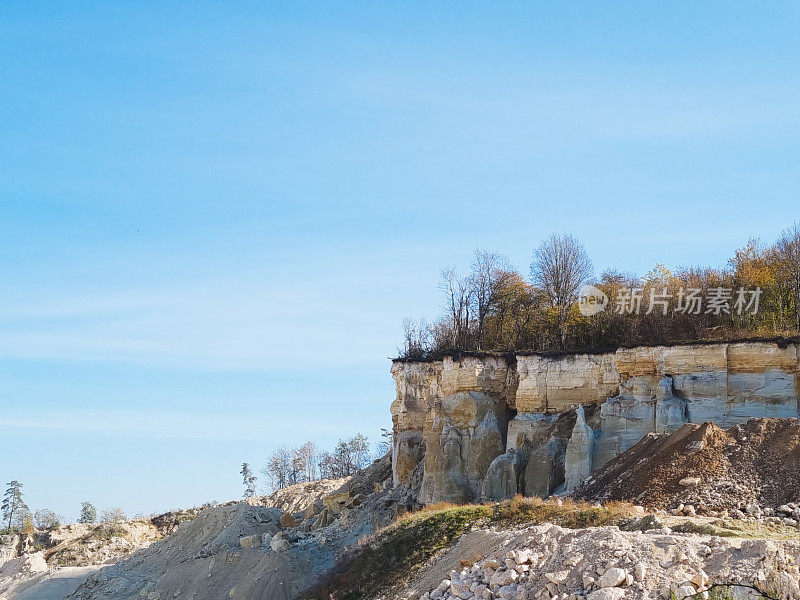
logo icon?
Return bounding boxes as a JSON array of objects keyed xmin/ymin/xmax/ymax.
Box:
[{"xmin": 577, "ymin": 285, "xmax": 608, "ymax": 316}]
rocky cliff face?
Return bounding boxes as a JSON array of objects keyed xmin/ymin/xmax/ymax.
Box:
[{"xmin": 391, "ymin": 341, "xmax": 800, "ymax": 504}]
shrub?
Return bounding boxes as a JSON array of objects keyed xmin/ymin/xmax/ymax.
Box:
[
  {"xmin": 33, "ymin": 509, "xmax": 61, "ymax": 530},
  {"xmin": 100, "ymin": 507, "xmax": 127, "ymax": 523}
]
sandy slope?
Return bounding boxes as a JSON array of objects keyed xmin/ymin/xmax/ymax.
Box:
[{"xmin": 4, "ymin": 566, "xmax": 99, "ymax": 600}]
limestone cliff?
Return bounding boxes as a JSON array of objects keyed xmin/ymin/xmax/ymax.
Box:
[{"xmin": 391, "ymin": 341, "xmax": 800, "ymax": 504}]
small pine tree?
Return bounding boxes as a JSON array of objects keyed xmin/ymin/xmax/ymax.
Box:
[
  {"xmin": 240, "ymin": 463, "xmax": 257, "ymax": 498},
  {"xmin": 2, "ymin": 481, "xmax": 28, "ymax": 533},
  {"xmin": 78, "ymin": 502, "xmax": 97, "ymax": 524}
]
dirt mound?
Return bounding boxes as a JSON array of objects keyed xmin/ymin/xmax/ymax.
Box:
[
  {"xmin": 257, "ymin": 477, "xmax": 350, "ymax": 515},
  {"xmin": 576, "ymin": 417, "xmax": 800, "ymax": 514},
  {"xmin": 66, "ymin": 454, "xmax": 405, "ymax": 600},
  {"xmin": 43, "ymin": 520, "xmax": 163, "ymax": 567}
]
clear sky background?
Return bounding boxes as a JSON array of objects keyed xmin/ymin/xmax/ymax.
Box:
[{"xmin": 1, "ymin": 2, "xmax": 798, "ymax": 520}]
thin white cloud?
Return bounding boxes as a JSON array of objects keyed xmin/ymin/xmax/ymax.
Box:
[
  {"xmin": 0, "ymin": 408, "xmax": 336, "ymax": 440},
  {"xmin": 350, "ymin": 70, "xmax": 800, "ymax": 140},
  {"xmin": 0, "ymin": 248, "xmax": 427, "ymax": 370}
]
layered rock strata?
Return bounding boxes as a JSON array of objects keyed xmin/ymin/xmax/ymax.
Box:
[{"xmin": 391, "ymin": 341, "xmax": 800, "ymax": 504}]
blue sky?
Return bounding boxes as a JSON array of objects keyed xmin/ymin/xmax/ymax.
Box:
[{"xmin": 1, "ymin": 2, "xmax": 799, "ymax": 520}]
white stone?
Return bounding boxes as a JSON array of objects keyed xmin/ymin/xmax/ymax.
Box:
[
  {"xmin": 545, "ymin": 571, "xmax": 570, "ymax": 584},
  {"xmin": 673, "ymin": 584, "xmax": 697, "ymax": 599},
  {"xmin": 490, "ymin": 569, "xmax": 519, "ymax": 587},
  {"xmin": 691, "ymin": 571, "xmax": 709, "ymax": 588},
  {"xmin": 449, "ymin": 576, "xmax": 470, "ymax": 597},
  {"xmin": 269, "ymin": 533, "xmax": 289, "ymax": 552},
  {"xmin": 497, "ymin": 583, "xmax": 518, "ymax": 599},
  {"xmin": 514, "ymin": 549, "xmax": 533, "ymax": 564},
  {"xmin": 238, "ymin": 534, "xmax": 261, "ymax": 549},
  {"xmin": 587, "ymin": 588, "xmax": 626, "ymax": 600},
  {"xmin": 598, "ymin": 567, "xmax": 627, "ymax": 588}
]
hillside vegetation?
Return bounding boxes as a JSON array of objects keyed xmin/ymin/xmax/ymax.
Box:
[{"xmin": 400, "ymin": 224, "xmax": 800, "ymax": 357}]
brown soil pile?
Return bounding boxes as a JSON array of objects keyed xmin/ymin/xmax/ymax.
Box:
[{"xmin": 575, "ymin": 418, "xmax": 800, "ymax": 513}]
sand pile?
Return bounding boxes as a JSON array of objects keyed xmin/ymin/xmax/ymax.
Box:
[{"xmin": 576, "ymin": 417, "xmax": 800, "ymax": 516}]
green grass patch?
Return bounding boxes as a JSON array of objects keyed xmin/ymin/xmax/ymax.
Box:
[{"xmin": 302, "ymin": 504, "xmax": 491, "ymax": 600}]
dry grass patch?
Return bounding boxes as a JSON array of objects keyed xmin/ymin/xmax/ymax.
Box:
[{"xmin": 490, "ymin": 495, "xmax": 638, "ymax": 528}]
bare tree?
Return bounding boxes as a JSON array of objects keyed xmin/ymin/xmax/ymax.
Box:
[
  {"xmin": 469, "ymin": 249, "xmax": 512, "ymax": 350},
  {"xmin": 316, "ymin": 435, "xmax": 372, "ymax": 478},
  {"xmin": 295, "ymin": 442, "xmax": 318, "ymax": 482},
  {"xmin": 100, "ymin": 507, "xmax": 127, "ymax": 523},
  {"xmin": 400, "ymin": 317, "xmax": 430, "ymax": 358},
  {"xmin": 530, "ymin": 234, "xmax": 593, "ymax": 347},
  {"xmin": 348, "ymin": 434, "xmax": 371, "ymax": 471},
  {"xmin": 317, "ymin": 451, "xmax": 335, "ymax": 479},
  {"xmin": 33, "ymin": 509, "xmax": 61, "ymax": 530},
  {"xmin": 440, "ymin": 267, "xmax": 472, "ymax": 348},
  {"xmin": 774, "ymin": 222, "xmax": 800, "ymax": 331},
  {"xmin": 263, "ymin": 446, "xmax": 292, "ymax": 491}
]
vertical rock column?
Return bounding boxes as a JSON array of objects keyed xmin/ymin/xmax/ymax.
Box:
[
  {"xmin": 564, "ymin": 405, "xmax": 595, "ymax": 492},
  {"xmin": 483, "ymin": 449, "xmax": 522, "ymax": 501},
  {"xmin": 390, "ymin": 361, "xmax": 440, "ymax": 486},
  {"xmin": 420, "ymin": 391, "xmax": 508, "ymax": 504}
]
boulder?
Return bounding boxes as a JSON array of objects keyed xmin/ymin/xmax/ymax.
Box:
[
  {"xmin": 597, "ymin": 567, "xmax": 626, "ymax": 588},
  {"xmin": 269, "ymin": 532, "xmax": 290, "ymax": 552},
  {"xmin": 489, "ymin": 569, "xmax": 518, "ymax": 587},
  {"xmin": 279, "ymin": 513, "xmax": 297, "ymax": 528},
  {"xmin": 322, "ymin": 489, "xmax": 350, "ymax": 508},
  {"xmin": 587, "ymin": 588, "xmax": 626, "ymax": 600},
  {"xmin": 238, "ymin": 535, "xmax": 261, "ymax": 549}
]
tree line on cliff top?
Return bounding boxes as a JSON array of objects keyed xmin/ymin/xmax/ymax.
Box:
[{"xmin": 399, "ymin": 222, "xmax": 800, "ymax": 358}]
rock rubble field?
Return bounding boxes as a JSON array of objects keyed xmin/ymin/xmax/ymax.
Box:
[{"xmin": 417, "ymin": 522, "xmax": 800, "ymax": 600}]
